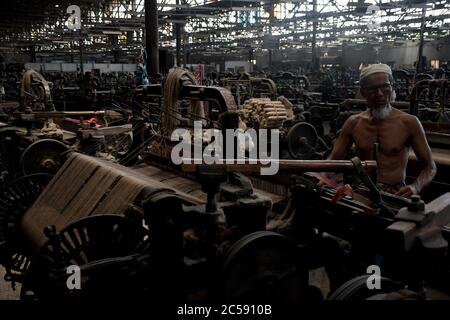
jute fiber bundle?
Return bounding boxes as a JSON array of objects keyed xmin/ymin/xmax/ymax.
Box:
[
  {"xmin": 242, "ymin": 98, "xmax": 288, "ymax": 128},
  {"xmin": 161, "ymin": 68, "xmax": 205, "ymax": 136}
]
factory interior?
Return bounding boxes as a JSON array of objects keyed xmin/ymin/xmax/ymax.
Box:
[{"xmin": 0, "ymin": 0, "xmax": 450, "ymax": 302}]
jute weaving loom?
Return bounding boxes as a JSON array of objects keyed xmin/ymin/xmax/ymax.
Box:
[
  {"xmin": 20, "ymin": 151, "xmax": 277, "ymax": 253},
  {"xmin": 21, "ymin": 152, "xmax": 170, "ymax": 252}
]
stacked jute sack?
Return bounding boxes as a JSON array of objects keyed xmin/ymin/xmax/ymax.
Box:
[{"xmin": 242, "ymin": 98, "xmax": 292, "ymax": 129}]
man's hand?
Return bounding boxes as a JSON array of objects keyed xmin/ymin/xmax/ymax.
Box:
[
  {"xmin": 305, "ymin": 172, "xmax": 338, "ymax": 187},
  {"xmin": 395, "ymin": 185, "xmax": 418, "ymax": 198}
]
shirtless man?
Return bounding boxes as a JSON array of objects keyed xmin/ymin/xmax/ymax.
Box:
[{"xmin": 328, "ymin": 64, "xmax": 436, "ymax": 197}]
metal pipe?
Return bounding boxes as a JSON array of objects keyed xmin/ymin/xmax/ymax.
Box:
[{"xmin": 181, "ymin": 159, "xmax": 377, "ymax": 174}]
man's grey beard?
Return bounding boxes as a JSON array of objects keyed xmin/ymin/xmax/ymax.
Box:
[
  {"xmin": 371, "ymin": 104, "xmax": 392, "ymax": 120},
  {"xmin": 370, "ymin": 90, "xmax": 396, "ymax": 120}
]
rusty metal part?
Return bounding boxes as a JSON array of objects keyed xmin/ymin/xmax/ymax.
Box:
[
  {"xmin": 135, "ymin": 83, "xmax": 237, "ymax": 113},
  {"xmin": 20, "ymin": 69, "xmax": 54, "ymax": 111},
  {"xmin": 385, "ymin": 193, "xmax": 450, "ymax": 255}
]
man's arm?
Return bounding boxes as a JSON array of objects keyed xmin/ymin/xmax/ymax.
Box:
[
  {"xmin": 328, "ymin": 115, "xmax": 357, "ymax": 160},
  {"xmin": 308, "ymin": 115, "xmax": 356, "ymax": 184},
  {"xmin": 396, "ymin": 116, "xmax": 437, "ymax": 197}
]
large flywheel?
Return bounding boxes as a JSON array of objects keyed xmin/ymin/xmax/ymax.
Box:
[
  {"xmin": 20, "ymin": 139, "xmax": 69, "ymax": 175},
  {"xmin": 216, "ymin": 231, "xmax": 308, "ymax": 301},
  {"xmin": 0, "ymin": 173, "xmax": 53, "ymax": 283},
  {"xmin": 21, "ymin": 214, "xmax": 151, "ymax": 301}
]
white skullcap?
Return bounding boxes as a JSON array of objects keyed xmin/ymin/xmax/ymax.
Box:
[{"xmin": 360, "ymin": 63, "xmax": 392, "ymax": 81}]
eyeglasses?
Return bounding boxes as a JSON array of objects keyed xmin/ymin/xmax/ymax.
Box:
[{"xmin": 362, "ymin": 83, "xmax": 392, "ymax": 95}]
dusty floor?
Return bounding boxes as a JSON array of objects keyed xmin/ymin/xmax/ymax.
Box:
[
  {"xmin": 0, "ymin": 267, "xmax": 20, "ymax": 300},
  {"xmin": 0, "ymin": 265, "xmax": 448, "ymax": 300}
]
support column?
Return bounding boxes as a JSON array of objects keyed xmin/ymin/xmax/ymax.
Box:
[
  {"xmin": 113, "ymin": 50, "xmax": 120, "ymax": 64},
  {"xmin": 145, "ymin": 0, "xmax": 159, "ymax": 77},
  {"xmin": 416, "ymin": 7, "xmax": 427, "ymax": 75},
  {"xmin": 175, "ymin": 0, "xmax": 182, "ymax": 67},
  {"xmin": 311, "ymin": 0, "xmax": 319, "ymax": 71},
  {"xmin": 268, "ymin": 5, "xmax": 274, "ymax": 71},
  {"xmin": 29, "ymin": 46, "xmax": 36, "ymax": 62},
  {"xmin": 248, "ymin": 48, "xmax": 254, "ymax": 73},
  {"xmin": 79, "ymin": 36, "xmax": 84, "ymax": 75}
]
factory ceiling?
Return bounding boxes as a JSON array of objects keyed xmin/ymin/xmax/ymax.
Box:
[{"xmin": 0, "ymin": 0, "xmax": 449, "ymax": 59}]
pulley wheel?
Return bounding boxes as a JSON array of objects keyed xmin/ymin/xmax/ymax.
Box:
[
  {"xmin": 0, "ymin": 173, "xmax": 53, "ymax": 280},
  {"xmin": 328, "ymin": 275, "xmax": 403, "ymax": 300},
  {"xmin": 287, "ymin": 122, "xmax": 318, "ymax": 160},
  {"xmin": 21, "ymin": 214, "xmax": 151, "ymax": 301},
  {"xmin": 216, "ymin": 231, "xmax": 308, "ymax": 301},
  {"xmin": 20, "ymin": 139, "xmax": 69, "ymax": 175}
]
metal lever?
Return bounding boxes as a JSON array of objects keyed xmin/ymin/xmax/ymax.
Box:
[{"xmin": 351, "ymin": 156, "xmax": 383, "ymax": 206}]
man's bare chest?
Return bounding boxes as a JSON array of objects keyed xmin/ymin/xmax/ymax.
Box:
[{"xmin": 352, "ymin": 119, "xmax": 410, "ymax": 156}]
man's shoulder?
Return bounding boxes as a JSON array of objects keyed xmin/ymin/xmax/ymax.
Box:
[
  {"xmin": 392, "ymin": 108, "xmax": 420, "ymax": 124},
  {"xmin": 341, "ymin": 112, "xmax": 366, "ymax": 134},
  {"xmin": 391, "ymin": 109, "xmax": 424, "ymax": 136},
  {"xmin": 346, "ymin": 111, "xmax": 369, "ymax": 124},
  {"xmin": 348, "ymin": 110, "xmax": 368, "ymax": 120}
]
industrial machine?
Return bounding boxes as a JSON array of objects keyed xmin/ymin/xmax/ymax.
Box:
[
  {"xmin": 0, "ymin": 68, "xmax": 449, "ymax": 301},
  {"xmin": 1, "ymin": 148, "xmax": 448, "ymax": 301},
  {"xmin": 220, "ymin": 73, "xmax": 278, "ymax": 109}
]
